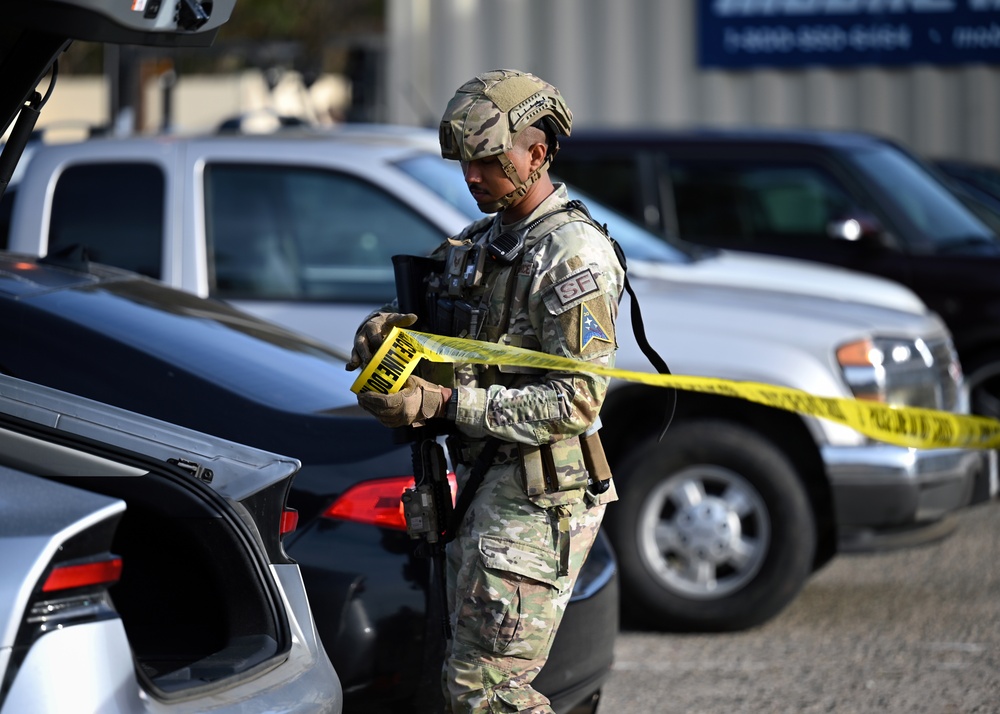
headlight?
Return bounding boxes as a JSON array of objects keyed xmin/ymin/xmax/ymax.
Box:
[{"xmin": 837, "ymin": 336, "xmax": 964, "ymax": 411}]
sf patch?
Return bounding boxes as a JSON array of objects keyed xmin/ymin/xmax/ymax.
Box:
[{"xmin": 552, "ymin": 268, "xmax": 599, "ymax": 306}]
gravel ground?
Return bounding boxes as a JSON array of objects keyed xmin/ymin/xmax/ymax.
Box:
[{"xmin": 598, "ymin": 500, "xmax": 1000, "ymax": 714}]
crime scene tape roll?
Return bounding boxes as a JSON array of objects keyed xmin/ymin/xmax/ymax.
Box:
[{"xmin": 351, "ymin": 327, "xmax": 1000, "ymax": 451}]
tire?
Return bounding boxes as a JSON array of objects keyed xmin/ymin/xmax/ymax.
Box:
[{"xmin": 606, "ymin": 419, "xmax": 816, "ymax": 632}]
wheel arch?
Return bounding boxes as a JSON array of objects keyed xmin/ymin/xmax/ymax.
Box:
[{"xmin": 600, "ymin": 383, "xmax": 837, "ymax": 568}]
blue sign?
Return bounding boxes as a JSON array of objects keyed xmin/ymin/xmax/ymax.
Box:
[{"xmin": 698, "ymin": 0, "xmax": 1000, "ymax": 68}]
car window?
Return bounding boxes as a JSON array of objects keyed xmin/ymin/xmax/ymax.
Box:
[
  {"xmin": 48, "ymin": 163, "xmax": 165, "ymax": 278},
  {"xmin": 394, "ymin": 153, "xmax": 481, "ymax": 220},
  {"xmin": 566, "ymin": 186, "xmax": 687, "ymax": 262},
  {"xmin": 203, "ymin": 163, "xmax": 446, "ymax": 302},
  {"xmin": 667, "ymin": 160, "xmax": 857, "ymax": 248},
  {"xmin": 960, "ymin": 166, "xmax": 1000, "ymax": 201},
  {"xmin": 551, "ymin": 155, "xmax": 642, "ymax": 222},
  {"xmin": 846, "ymin": 146, "xmax": 997, "ymax": 247}
]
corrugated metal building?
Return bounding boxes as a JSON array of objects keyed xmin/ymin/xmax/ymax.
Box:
[{"xmin": 386, "ymin": 0, "xmax": 1000, "ymax": 164}]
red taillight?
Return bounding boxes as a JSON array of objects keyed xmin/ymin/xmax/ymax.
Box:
[
  {"xmin": 280, "ymin": 508, "xmax": 299, "ymax": 536},
  {"xmin": 323, "ymin": 474, "xmax": 458, "ymax": 530},
  {"xmin": 43, "ymin": 557, "xmax": 123, "ymax": 593}
]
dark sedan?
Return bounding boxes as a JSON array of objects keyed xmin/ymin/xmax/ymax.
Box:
[{"xmin": 0, "ymin": 251, "xmax": 617, "ymax": 714}]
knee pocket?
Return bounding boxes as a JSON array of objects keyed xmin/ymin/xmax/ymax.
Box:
[{"xmin": 456, "ymin": 534, "xmax": 560, "ymax": 659}]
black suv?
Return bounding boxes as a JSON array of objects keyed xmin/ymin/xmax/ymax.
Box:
[{"xmin": 554, "ymin": 129, "xmax": 1000, "ymax": 419}]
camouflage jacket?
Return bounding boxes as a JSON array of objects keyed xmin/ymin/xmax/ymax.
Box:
[{"xmin": 426, "ymin": 184, "xmax": 625, "ymax": 448}]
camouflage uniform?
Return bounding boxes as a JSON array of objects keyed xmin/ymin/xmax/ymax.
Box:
[
  {"xmin": 431, "ymin": 184, "xmax": 623, "ymax": 713},
  {"xmin": 353, "ymin": 68, "xmax": 621, "ymax": 713}
]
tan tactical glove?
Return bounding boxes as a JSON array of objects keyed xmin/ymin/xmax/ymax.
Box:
[
  {"xmin": 357, "ymin": 376, "xmax": 446, "ymax": 428},
  {"xmin": 346, "ymin": 311, "xmax": 418, "ymax": 371}
]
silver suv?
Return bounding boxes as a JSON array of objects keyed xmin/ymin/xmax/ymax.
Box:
[{"xmin": 4, "ymin": 126, "xmax": 992, "ymax": 631}]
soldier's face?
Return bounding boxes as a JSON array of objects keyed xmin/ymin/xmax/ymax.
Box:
[{"xmin": 461, "ymin": 147, "xmax": 532, "ymax": 211}]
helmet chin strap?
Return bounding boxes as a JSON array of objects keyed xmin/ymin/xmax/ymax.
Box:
[{"xmin": 478, "ymin": 152, "xmax": 552, "ymax": 214}]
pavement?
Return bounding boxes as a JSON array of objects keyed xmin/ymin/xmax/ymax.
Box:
[{"xmin": 598, "ymin": 499, "xmax": 1000, "ymax": 713}]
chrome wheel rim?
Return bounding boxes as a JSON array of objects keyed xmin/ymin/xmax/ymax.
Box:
[{"xmin": 636, "ymin": 465, "xmax": 770, "ymax": 599}]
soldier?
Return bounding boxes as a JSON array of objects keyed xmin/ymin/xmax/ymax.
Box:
[{"xmin": 350, "ymin": 69, "xmax": 623, "ymax": 713}]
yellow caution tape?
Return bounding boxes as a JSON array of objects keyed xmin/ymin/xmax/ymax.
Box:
[{"xmin": 351, "ymin": 327, "xmax": 1000, "ymax": 451}]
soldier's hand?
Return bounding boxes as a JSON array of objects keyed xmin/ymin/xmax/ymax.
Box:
[
  {"xmin": 346, "ymin": 312, "xmax": 418, "ymax": 371},
  {"xmin": 357, "ymin": 376, "xmax": 447, "ymax": 428}
]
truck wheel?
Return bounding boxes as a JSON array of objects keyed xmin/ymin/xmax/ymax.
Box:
[{"xmin": 606, "ymin": 420, "xmax": 816, "ymax": 632}]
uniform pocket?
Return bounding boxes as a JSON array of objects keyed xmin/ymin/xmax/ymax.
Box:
[
  {"xmin": 455, "ymin": 534, "xmax": 559, "ymax": 658},
  {"xmin": 520, "ymin": 440, "xmax": 589, "ymax": 509}
]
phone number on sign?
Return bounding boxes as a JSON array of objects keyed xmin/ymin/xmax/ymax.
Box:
[{"xmin": 723, "ymin": 24, "xmax": 912, "ymax": 55}]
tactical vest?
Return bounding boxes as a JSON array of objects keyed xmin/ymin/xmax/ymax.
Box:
[
  {"xmin": 391, "ymin": 199, "xmax": 670, "ymax": 516},
  {"xmin": 424, "ymin": 200, "xmax": 620, "ymax": 349}
]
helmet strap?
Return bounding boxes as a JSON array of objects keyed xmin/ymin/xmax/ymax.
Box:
[{"xmin": 482, "ymin": 152, "xmax": 552, "ymax": 213}]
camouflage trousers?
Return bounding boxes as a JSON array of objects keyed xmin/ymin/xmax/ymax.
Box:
[{"xmin": 442, "ymin": 456, "xmax": 608, "ymax": 713}]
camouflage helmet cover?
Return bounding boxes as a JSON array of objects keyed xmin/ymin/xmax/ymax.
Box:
[{"xmin": 439, "ymin": 69, "xmax": 573, "ymax": 163}]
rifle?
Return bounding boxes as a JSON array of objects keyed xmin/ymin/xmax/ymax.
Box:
[
  {"xmin": 400, "ymin": 429, "xmax": 453, "ymax": 638},
  {"xmin": 391, "ymin": 253, "xmax": 453, "ymax": 711}
]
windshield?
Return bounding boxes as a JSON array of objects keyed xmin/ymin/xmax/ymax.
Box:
[
  {"xmin": 846, "ymin": 145, "xmax": 998, "ymax": 248},
  {"xmin": 394, "ymin": 153, "xmax": 684, "ymax": 263}
]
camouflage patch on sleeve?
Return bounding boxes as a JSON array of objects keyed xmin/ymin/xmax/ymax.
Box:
[
  {"xmin": 558, "ymin": 295, "xmax": 617, "ymax": 358},
  {"xmin": 579, "ymin": 303, "xmax": 613, "ymax": 351}
]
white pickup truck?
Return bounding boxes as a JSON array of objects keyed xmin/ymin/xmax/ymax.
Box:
[{"xmin": 3, "ymin": 127, "xmax": 993, "ymax": 632}]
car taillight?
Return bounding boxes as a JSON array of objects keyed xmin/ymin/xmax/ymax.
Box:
[
  {"xmin": 27, "ymin": 554, "xmax": 122, "ymax": 632},
  {"xmin": 323, "ymin": 474, "xmax": 457, "ymax": 530},
  {"xmin": 42, "ymin": 557, "xmax": 123, "ymax": 592},
  {"xmin": 11, "ymin": 518, "xmax": 124, "ymax": 685},
  {"xmin": 280, "ymin": 507, "xmax": 299, "ymax": 537}
]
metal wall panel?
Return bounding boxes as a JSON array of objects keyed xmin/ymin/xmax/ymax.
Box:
[{"xmin": 386, "ymin": 0, "xmax": 1000, "ymax": 164}]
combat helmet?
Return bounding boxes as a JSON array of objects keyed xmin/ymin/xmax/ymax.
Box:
[{"xmin": 440, "ymin": 69, "xmax": 573, "ymax": 212}]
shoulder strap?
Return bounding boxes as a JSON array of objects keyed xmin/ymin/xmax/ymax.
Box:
[{"xmin": 558, "ymin": 200, "xmax": 677, "ymax": 441}]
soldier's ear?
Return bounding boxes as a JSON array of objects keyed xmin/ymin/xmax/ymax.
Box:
[{"xmin": 528, "ymin": 141, "xmax": 548, "ymax": 171}]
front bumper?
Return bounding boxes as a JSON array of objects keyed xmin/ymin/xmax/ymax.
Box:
[{"xmin": 822, "ymin": 444, "xmax": 997, "ymax": 550}]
